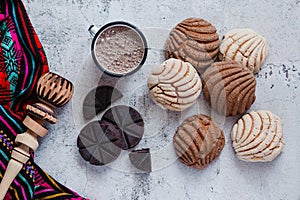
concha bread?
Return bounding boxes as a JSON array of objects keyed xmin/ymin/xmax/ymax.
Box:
[
  {"xmin": 219, "ymin": 28, "xmax": 269, "ymax": 74},
  {"xmin": 173, "ymin": 114, "xmax": 225, "ymax": 169},
  {"xmin": 165, "ymin": 18, "xmax": 220, "ymax": 73},
  {"xmin": 148, "ymin": 58, "xmax": 202, "ymax": 111},
  {"xmin": 231, "ymin": 110, "xmax": 284, "ymax": 162},
  {"xmin": 202, "ymin": 61, "xmax": 256, "ymax": 116}
]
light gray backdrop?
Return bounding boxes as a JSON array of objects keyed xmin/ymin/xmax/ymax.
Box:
[{"xmin": 26, "ymin": 0, "xmax": 300, "ymax": 200}]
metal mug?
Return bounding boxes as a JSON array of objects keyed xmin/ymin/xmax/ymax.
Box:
[{"xmin": 89, "ymin": 21, "xmax": 148, "ymax": 77}]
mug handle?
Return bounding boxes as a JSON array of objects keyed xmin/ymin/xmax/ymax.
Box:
[{"xmin": 88, "ymin": 25, "xmax": 100, "ymax": 37}]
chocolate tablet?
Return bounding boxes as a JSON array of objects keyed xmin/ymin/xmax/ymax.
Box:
[
  {"xmin": 129, "ymin": 148, "xmax": 152, "ymax": 172},
  {"xmin": 83, "ymin": 86, "xmax": 123, "ymax": 120},
  {"xmin": 77, "ymin": 121, "xmax": 121, "ymax": 165},
  {"xmin": 102, "ymin": 105, "xmax": 144, "ymax": 150}
]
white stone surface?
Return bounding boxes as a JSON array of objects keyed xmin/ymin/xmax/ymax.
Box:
[{"xmin": 24, "ymin": 0, "xmax": 300, "ymax": 199}]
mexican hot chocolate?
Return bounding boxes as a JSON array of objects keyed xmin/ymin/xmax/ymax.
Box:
[{"xmin": 94, "ymin": 25, "xmax": 145, "ymax": 75}]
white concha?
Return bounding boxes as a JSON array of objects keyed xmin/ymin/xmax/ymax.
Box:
[
  {"xmin": 148, "ymin": 58, "xmax": 202, "ymax": 111},
  {"xmin": 219, "ymin": 29, "xmax": 269, "ymax": 74},
  {"xmin": 231, "ymin": 110, "xmax": 284, "ymax": 162}
]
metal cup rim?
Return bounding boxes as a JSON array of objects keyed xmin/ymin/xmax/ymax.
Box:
[{"xmin": 90, "ymin": 21, "xmax": 148, "ymax": 77}]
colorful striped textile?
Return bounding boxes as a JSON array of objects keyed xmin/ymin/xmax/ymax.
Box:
[{"xmin": 0, "ymin": 0, "xmax": 87, "ymax": 199}]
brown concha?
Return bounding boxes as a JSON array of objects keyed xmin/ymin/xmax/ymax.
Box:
[
  {"xmin": 165, "ymin": 18, "xmax": 220, "ymax": 73},
  {"xmin": 173, "ymin": 114, "xmax": 225, "ymax": 170},
  {"xmin": 202, "ymin": 61, "xmax": 256, "ymax": 116}
]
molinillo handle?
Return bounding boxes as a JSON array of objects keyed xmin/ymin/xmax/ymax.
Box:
[
  {"xmin": 88, "ymin": 25, "xmax": 100, "ymax": 37},
  {"xmin": 0, "ymin": 72, "xmax": 74, "ymax": 199}
]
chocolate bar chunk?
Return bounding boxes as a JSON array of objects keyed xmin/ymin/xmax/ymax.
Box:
[
  {"xmin": 83, "ymin": 86, "xmax": 123, "ymax": 120},
  {"xmin": 77, "ymin": 121, "xmax": 121, "ymax": 165},
  {"xmin": 129, "ymin": 148, "xmax": 152, "ymax": 172},
  {"xmin": 102, "ymin": 105, "xmax": 144, "ymax": 150}
]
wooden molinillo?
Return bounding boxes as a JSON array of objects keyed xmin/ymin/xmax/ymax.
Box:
[{"xmin": 0, "ymin": 72, "xmax": 74, "ymax": 199}]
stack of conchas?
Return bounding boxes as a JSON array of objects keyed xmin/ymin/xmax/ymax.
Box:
[{"xmin": 147, "ymin": 17, "xmax": 283, "ymax": 169}]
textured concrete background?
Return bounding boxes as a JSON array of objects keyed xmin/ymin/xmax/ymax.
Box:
[{"xmin": 24, "ymin": 0, "xmax": 300, "ymax": 199}]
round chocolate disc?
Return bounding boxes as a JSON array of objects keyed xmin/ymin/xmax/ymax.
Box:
[
  {"xmin": 77, "ymin": 121, "xmax": 121, "ymax": 165},
  {"xmin": 83, "ymin": 86, "xmax": 123, "ymax": 120},
  {"xmin": 102, "ymin": 105, "xmax": 144, "ymax": 150}
]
